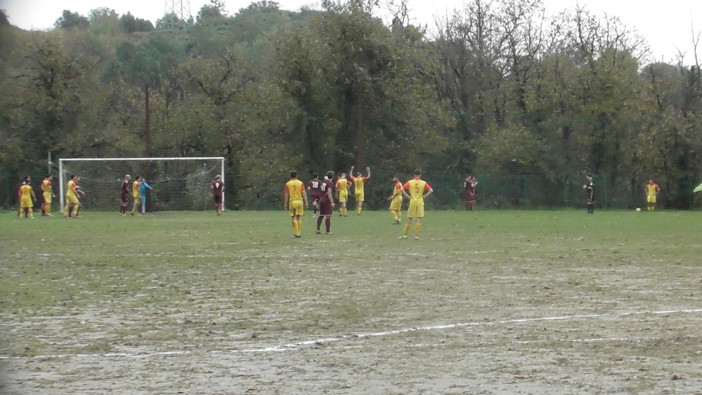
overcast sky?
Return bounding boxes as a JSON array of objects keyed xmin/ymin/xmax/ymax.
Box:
[{"xmin": 0, "ymin": 0, "xmax": 699, "ymax": 64}]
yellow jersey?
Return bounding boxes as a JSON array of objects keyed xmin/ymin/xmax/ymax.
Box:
[
  {"xmin": 42, "ymin": 179, "xmax": 52, "ymax": 194},
  {"xmin": 336, "ymin": 178, "xmax": 349, "ymax": 193},
  {"xmin": 285, "ymin": 179, "xmax": 304, "ymax": 203},
  {"xmin": 352, "ymin": 176, "xmax": 368, "ymax": 195},
  {"xmin": 403, "ymin": 178, "xmax": 431, "ymax": 206},
  {"xmin": 66, "ymin": 180, "xmax": 78, "ymax": 199},
  {"xmin": 132, "ymin": 181, "xmax": 140, "ymax": 199}
]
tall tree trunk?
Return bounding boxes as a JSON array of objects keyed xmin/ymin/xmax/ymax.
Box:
[
  {"xmin": 144, "ymin": 83, "xmax": 152, "ymax": 158},
  {"xmin": 354, "ymin": 86, "xmax": 365, "ymax": 167}
]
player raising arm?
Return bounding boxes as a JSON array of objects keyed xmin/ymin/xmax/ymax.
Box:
[{"xmin": 349, "ymin": 165, "xmax": 371, "ymax": 215}]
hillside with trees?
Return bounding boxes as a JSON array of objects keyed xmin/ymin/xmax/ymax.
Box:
[{"xmin": 1, "ymin": 0, "xmax": 700, "ymax": 210}]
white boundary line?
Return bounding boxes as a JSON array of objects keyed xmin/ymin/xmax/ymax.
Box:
[{"xmin": 1, "ymin": 308, "xmax": 700, "ymax": 361}]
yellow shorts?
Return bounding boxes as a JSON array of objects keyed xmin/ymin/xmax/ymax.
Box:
[
  {"xmin": 647, "ymin": 195, "xmax": 656, "ymax": 203},
  {"xmin": 20, "ymin": 197, "xmax": 33, "ymax": 208},
  {"xmin": 66, "ymin": 195, "xmax": 80, "ymax": 205},
  {"xmin": 406, "ymin": 203, "xmax": 424, "ymax": 219},
  {"xmin": 389, "ymin": 197, "xmax": 402, "ymax": 211},
  {"xmin": 339, "ymin": 190, "xmax": 348, "ymax": 203},
  {"xmin": 43, "ymin": 192, "xmax": 52, "ymax": 204},
  {"xmin": 355, "ymin": 192, "xmax": 364, "ymax": 203},
  {"xmin": 289, "ymin": 200, "xmax": 304, "ymax": 217}
]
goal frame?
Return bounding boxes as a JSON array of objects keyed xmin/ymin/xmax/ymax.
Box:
[{"xmin": 58, "ymin": 157, "xmax": 226, "ymax": 211}]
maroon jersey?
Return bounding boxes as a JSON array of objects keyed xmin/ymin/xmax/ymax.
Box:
[
  {"xmin": 307, "ymin": 178, "xmax": 323, "ymax": 199},
  {"xmin": 318, "ymin": 178, "xmax": 335, "ymax": 215},
  {"xmin": 319, "ymin": 179, "xmax": 334, "ymax": 201},
  {"xmin": 120, "ymin": 180, "xmax": 130, "ymax": 198},
  {"xmin": 464, "ymin": 180, "xmax": 475, "ymax": 200},
  {"xmin": 212, "ymin": 179, "xmax": 224, "ymax": 201}
]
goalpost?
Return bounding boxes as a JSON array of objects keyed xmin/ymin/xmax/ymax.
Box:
[{"xmin": 58, "ymin": 157, "xmax": 225, "ymax": 212}]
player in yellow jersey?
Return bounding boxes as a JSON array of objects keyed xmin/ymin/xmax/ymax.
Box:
[
  {"xmin": 41, "ymin": 174, "xmax": 56, "ymax": 216},
  {"xmin": 387, "ymin": 175, "xmax": 403, "ymax": 225},
  {"xmin": 335, "ymin": 172, "xmax": 350, "ymax": 217},
  {"xmin": 63, "ymin": 174, "xmax": 84, "ymax": 218},
  {"xmin": 284, "ymin": 170, "xmax": 308, "ymax": 238},
  {"xmin": 130, "ymin": 176, "xmax": 141, "ymax": 215},
  {"xmin": 400, "ymin": 169, "xmax": 433, "ymax": 239},
  {"xmin": 18, "ymin": 176, "xmax": 37, "ymax": 219},
  {"xmin": 645, "ymin": 179, "xmax": 660, "ymax": 211},
  {"xmin": 349, "ymin": 165, "xmax": 371, "ymax": 215}
]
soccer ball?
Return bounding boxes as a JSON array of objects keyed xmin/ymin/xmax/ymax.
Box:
[{"xmin": 635, "ymin": 208, "xmax": 641, "ymax": 212}]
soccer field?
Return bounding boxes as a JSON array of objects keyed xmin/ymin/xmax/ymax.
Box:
[{"xmin": 1, "ymin": 210, "xmax": 701, "ymax": 393}]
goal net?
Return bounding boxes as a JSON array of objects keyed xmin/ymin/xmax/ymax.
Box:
[{"xmin": 58, "ymin": 157, "xmax": 225, "ymax": 212}]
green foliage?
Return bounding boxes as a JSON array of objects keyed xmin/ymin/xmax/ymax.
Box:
[
  {"xmin": 1, "ymin": 0, "xmax": 701, "ymax": 210},
  {"xmin": 54, "ymin": 10, "xmax": 89, "ymax": 30},
  {"xmin": 119, "ymin": 13, "xmax": 155, "ymax": 33}
]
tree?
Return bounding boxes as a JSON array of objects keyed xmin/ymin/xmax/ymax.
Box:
[
  {"xmin": 120, "ymin": 12, "xmax": 154, "ymax": 33},
  {"xmin": 55, "ymin": 10, "xmax": 90, "ymax": 30}
]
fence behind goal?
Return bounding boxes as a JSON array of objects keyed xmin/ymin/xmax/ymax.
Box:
[{"xmin": 59, "ymin": 157, "xmax": 225, "ymax": 212}]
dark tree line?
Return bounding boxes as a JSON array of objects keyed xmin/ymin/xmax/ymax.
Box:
[{"xmin": 0, "ymin": 0, "xmax": 700, "ymax": 209}]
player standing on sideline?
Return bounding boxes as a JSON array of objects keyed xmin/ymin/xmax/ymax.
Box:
[
  {"xmin": 583, "ymin": 174, "xmax": 595, "ymax": 214},
  {"xmin": 307, "ymin": 172, "xmax": 323, "ymax": 218},
  {"xmin": 41, "ymin": 174, "xmax": 55, "ymax": 216},
  {"xmin": 63, "ymin": 174, "xmax": 84, "ymax": 218},
  {"xmin": 463, "ymin": 175, "xmax": 478, "ymax": 211},
  {"xmin": 284, "ymin": 170, "xmax": 308, "ymax": 238},
  {"xmin": 400, "ymin": 169, "xmax": 433, "ymax": 239},
  {"xmin": 119, "ymin": 174, "xmax": 131, "ymax": 216},
  {"xmin": 211, "ymin": 174, "xmax": 224, "ymax": 215},
  {"xmin": 335, "ymin": 172, "xmax": 350, "ymax": 217},
  {"xmin": 349, "ymin": 166, "xmax": 371, "ymax": 215},
  {"xmin": 18, "ymin": 176, "xmax": 37, "ymax": 219},
  {"xmin": 316, "ymin": 171, "xmax": 336, "ymax": 234},
  {"xmin": 130, "ymin": 176, "xmax": 141, "ymax": 215},
  {"xmin": 645, "ymin": 179, "xmax": 660, "ymax": 211},
  {"xmin": 388, "ymin": 175, "xmax": 403, "ymax": 225},
  {"xmin": 139, "ymin": 178, "xmax": 153, "ymax": 215}
]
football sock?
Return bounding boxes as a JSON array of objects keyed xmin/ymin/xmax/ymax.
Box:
[
  {"xmin": 325, "ymin": 217, "xmax": 330, "ymax": 232},
  {"xmin": 403, "ymin": 223, "xmax": 410, "ymax": 236}
]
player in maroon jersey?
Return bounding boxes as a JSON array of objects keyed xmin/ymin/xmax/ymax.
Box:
[
  {"xmin": 307, "ymin": 172, "xmax": 323, "ymax": 218},
  {"xmin": 316, "ymin": 171, "xmax": 336, "ymax": 234},
  {"xmin": 211, "ymin": 174, "xmax": 224, "ymax": 215},
  {"xmin": 120, "ymin": 174, "xmax": 131, "ymax": 216},
  {"xmin": 463, "ymin": 175, "xmax": 478, "ymax": 211}
]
